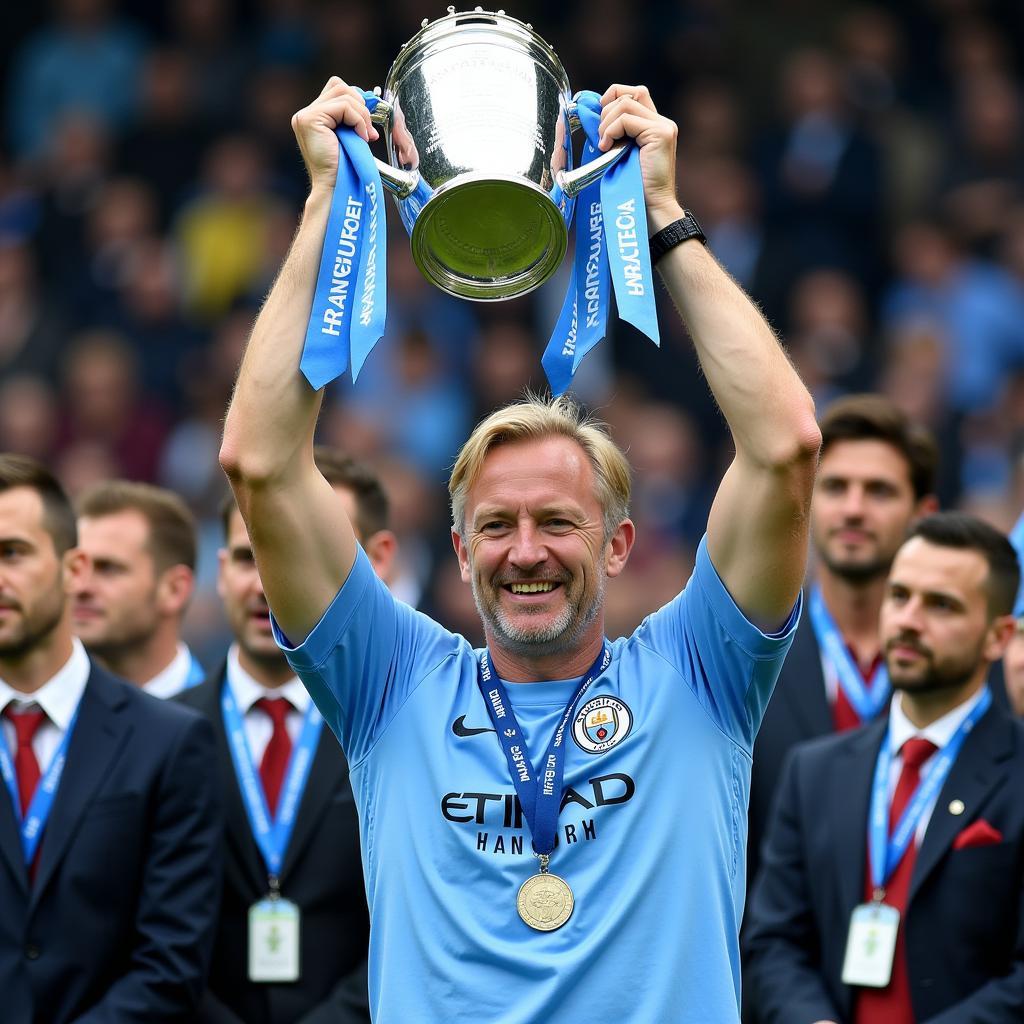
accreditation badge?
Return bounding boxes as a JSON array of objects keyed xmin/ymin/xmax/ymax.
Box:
[
  {"xmin": 841, "ymin": 902, "xmax": 900, "ymax": 988},
  {"xmin": 248, "ymin": 896, "xmax": 301, "ymax": 982}
]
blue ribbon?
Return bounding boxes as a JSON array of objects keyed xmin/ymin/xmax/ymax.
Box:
[
  {"xmin": 868, "ymin": 687, "xmax": 990, "ymax": 891},
  {"xmin": 221, "ymin": 684, "xmax": 324, "ymax": 878},
  {"xmin": 0, "ymin": 705, "xmax": 80, "ymax": 865},
  {"xmin": 184, "ymin": 651, "xmax": 205, "ymax": 689},
  {"xmin": 808, "ymin": 585, "xmax": 891, "ymax": 722},
  {"xmin": 1010, "ymin": 509, "xmax": 1024, "ymax": 617},
  {"xmin": 542, "ymin": 91, "xmax": 660, "ymax": 396},
  {"xmin": 476, "ymin": 643, "xmax": 610, "ymax": 857},
  {"xmin": 301, "ymin": 90, "xmax": 387, "ymax": 389}
]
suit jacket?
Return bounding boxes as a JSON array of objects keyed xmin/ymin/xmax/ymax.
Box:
[
  {"xmin": 178, "ymin": 670, "xmax": 370, "ymax": 1024},
  {"xmin": 743, "ymin": 703, "xmax": 1024, "ymax": 1023},
  {"xmin": 748, "ymin": 609, "xmax": 1010, "ymax": 888},
  {"xmin": 0, "ymin": 662, "xmax": 222, "ymax": 1023}
]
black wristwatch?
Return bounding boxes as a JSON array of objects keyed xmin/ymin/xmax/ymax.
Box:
[{"xmin": 649, "ymin": 212, "xmax": 706, "ymax": 264}]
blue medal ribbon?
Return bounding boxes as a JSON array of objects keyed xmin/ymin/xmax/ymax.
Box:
[
  {"xmin": 1009, "ymin": 509, "xmax": 1024, "ymax": 617},
  {"xmin": 221, "ymin": 684, "xmax": 324, "ymax": 878},
  {"xmin": 476, "ymin": 643, "xmax": 611, "ymax": 857},
  {"xmin": 301, "ymin": 90, "xmax": 387, "ymax": 389},
  {"xmin": 184, "ymin": 651, "xmax": 205, "ymax": 689},
  {"xmin": 868, "ymin": 688, "xmax": 991, "ymax": 892},
  {"xmin": 542, "ymin": 91, "xmax": 659, "ymax": 396},
  {"xmin": 0, "ymin": 705, "xmax": 80, "ymax": 865},
  {"xmin": 808, "ymin": 586, "xmax": 890, "ymax": 722}
]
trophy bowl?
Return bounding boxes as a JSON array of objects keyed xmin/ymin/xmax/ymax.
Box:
[{"xmin": 368, "ymin": 7, "xmax": 626, "ymax": 301}]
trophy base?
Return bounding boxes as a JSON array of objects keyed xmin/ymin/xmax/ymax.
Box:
[{"xmin": 410, "ymin": 174, "xmax": 568, "ymax": 301}]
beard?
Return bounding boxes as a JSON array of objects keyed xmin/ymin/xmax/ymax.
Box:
[
  {"xmin": 0, "ymin": 585, "xmax": 67, "ymax": 660},
  {"xmin": 817, "ymin": 539, "xmax": 893, "ymax": 585},
  {"xmin": 884, "ymin": 632, "xmax": 985, "ymax": 696},
  {"xmin": 470, "ymin": 563, "xmax": 606, "ymax": 661},
  {"xmin": 78, "ymin": 610, "xmax": 160, "ymax": 664}
]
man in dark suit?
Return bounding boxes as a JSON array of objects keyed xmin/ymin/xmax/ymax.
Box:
[
  {"xmin": 0, "ymin": 453, "xmax": 221, "ymax": 1022},
  {"xmin": 180, "ymin": 448, "xmax": 395, "ymax": 1024},
  {"xmin": 73, "ymin": 480, "xmax": 205, "ymax": 697},
  {"xmin": 749, "ymin": 395, "xmax": 939, "ymax": 885},
  {"xmin": 744, "ymin": 512, "xmax": 1024, "ymax": 1023}
]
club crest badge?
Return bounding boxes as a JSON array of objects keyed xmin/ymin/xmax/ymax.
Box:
[{"xmin": 572, "ymin": 696, "xmax": 632, "ymax": 754}]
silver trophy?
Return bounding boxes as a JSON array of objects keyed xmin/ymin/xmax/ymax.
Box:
[{"xmin": 367, "ymin": 7, "xmax": 627, "ymax": 300}]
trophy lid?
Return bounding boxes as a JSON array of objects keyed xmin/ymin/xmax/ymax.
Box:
[{"xmin": 383, "ymin": 7, "xmax": 568, "ymax": 99}]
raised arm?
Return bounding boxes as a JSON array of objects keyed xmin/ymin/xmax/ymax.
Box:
[
  {"xmin": 219, "ymin": 79, "xmax": 377, "ymax": 642},
  {"xmin": 599, "ymin": 86, "xmax": 821, "ymax": 630}
]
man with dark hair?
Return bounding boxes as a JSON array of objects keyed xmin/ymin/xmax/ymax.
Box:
[
  {"xmin": 0, "ymin": 453, "xmax": 222, "ymax": 1022},
  {"xmin": 73, "ymin": 480, "xmax": 205, "ymax": 696},
  {"xmin": 180, "ymin": 446, "xmax": 390, "ymax": 1024},
  {"xmin": 745, "ymin": 511, "xmax": 1024, "ymax": 1023},
  {"xmin": 748, "ymin": 394, "xmax": 940, "ymax": 886}
]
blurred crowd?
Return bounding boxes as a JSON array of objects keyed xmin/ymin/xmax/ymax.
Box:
[{"xmin": 2, "ymin": 0, "xmax": 1024, "ymax": 666}]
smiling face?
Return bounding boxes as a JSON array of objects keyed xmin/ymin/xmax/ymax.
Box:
[
  {"xmin": 812, "ymin": 439, "xmax": 925, "ymax": 584},
  {"xmin": 881, "ymin": 537, "xmax": 1004, "ymax": 698},
  {"xmin": 452, "ymin": 435, "xmax": 632, "ymax": 668}
]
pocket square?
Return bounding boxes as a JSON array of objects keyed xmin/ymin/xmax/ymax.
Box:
[{"xmin": 952, "ymin": 818, "xmax": 1003, "ymax": 850}]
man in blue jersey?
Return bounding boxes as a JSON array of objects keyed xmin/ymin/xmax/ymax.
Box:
[{"xmin": 221, "ymin": 78, "xmax": 821, "ymax": 1023}]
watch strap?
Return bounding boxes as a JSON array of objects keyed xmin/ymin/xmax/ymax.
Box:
[{"xmin": 649, "ymin": 213, "xmax": 706, "ymax": 264}]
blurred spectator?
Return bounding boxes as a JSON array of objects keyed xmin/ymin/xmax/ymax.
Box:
[
  {"xmin": 757, "ymin": 47, "xmax": 884, "ymax": 319},
  {"xmin": 33, "ymin": 111, "xmax": 112, "ymax": 286},
  {"xmin": 115, "ymin": 48, "xmax": 213, "ymax": 225},
  {"xmin": 883, "ymin": 217, "xmax": 1024, "ymax": 414},
  {"xmin": 169, "ymin": 0, "xmax": 251, "ymax": 129},
  {"xmin": 0, "ymin": 373, "xmax": 59, "ymax": 462},
  {"xmin": 786, "ymin": 268, "xmax": 875, "ymax": 406},
  {"xmin": 174, "ymin": 134, "xmax": 284, "ymax": 321},
  {"xmin": 942, "ymin": 70, "xmax": 1024, "ymax": 247},
  {"xmin": 836, "ymin": 6, "xmax": 943, "ymax": 221},
  {"xmin": 70, "ymin": 175, "xmax": 159, "ymax": 323},
  {"xmin": 0, "ymin": 237, "xmax": 66, "ymax": 378},
  {"xmin": 5, "ymin": 0, "xmax": 146, "ymax": 160},
  {"xmin": 54, "ymin": 329, "xmax": 169, "ymax": 482}
]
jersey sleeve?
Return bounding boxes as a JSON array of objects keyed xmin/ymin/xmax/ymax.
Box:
[
  {"xmin": 632, "ymin": 534, "xmax": 801, "ymax": 751},
  {"xmin": 271, "ymin": 546, "xmax": 459, "ymax": 766}
]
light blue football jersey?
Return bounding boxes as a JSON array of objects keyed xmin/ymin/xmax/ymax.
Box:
[{"xmin": 274, "ymin": 535, "xmax": 799, "ymax": 1023}]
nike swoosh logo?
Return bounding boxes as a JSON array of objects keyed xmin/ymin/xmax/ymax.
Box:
[{"xmin": 452, "ymin": 715, "xmax": 495, "ymax": 738}]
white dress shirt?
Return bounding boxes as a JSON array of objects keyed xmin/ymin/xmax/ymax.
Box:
[
  {"xmin": 143, "ymin": 643, "xmax": 197, "ymax": 700},
  {"xmin": 0, "ymin": 638, "xmax": 91, "ymax": 771},
  {"xmin": 885, "ymin": 685, "xmax": 988, "ymax": 844},
  {"xmin": 225, "ymin": 643, "xmax": 310, "ymax": 763}
]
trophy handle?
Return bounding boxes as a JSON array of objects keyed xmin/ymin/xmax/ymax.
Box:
[
  {"xmin": 365, "ymin": 97, "xmax": 421, "ymax": 200},
  {"xmin": 556, "ymin": 141, "xmax": 630, "ymax": 199},
  {"xmin": 557, "ymin": 101, "xmax": 630, "ymax": 199}
]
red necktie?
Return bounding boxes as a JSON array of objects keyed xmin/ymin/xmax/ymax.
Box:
[
  {"xmin": 3, "ymin": 705, "xmax": 46, "ymax": 817},
  {"xmin": 255, "ymin": 697, "xmax": 292, "ymax": 817},
  {"xmin": 855, "ymin": 736, "xmax": 938, "ymax": 1024},
  {"xmin": 832, "ymin": 685, "xmax": 862, "ymax": 733}
]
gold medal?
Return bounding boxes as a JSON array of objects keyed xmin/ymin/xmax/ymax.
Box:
[{"xmin": 517, "ymin": 855, "xmax": 574, "ymax": 931}]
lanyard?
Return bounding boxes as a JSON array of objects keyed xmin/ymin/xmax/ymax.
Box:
[
  {"xmin": 0, "ymin": 704, "xmax": 80, "ymax": 864},
  {"xmin": 868, "ymin": 688, "xmax": 991, "ymax": 892},
  {"xmin": 808, "ymin": 586, "xmax": 890, "ymax": 722},
  {"xmin": 184, "ymin": 653, "xmax": 205, "ymax": 689},
  {"xmin": 476, "ymin": 644, "xmax": 610, "ymax": 857},
  {"xmin": 221, "ymin": 684, "xmax": 323, "ymax": 880}
]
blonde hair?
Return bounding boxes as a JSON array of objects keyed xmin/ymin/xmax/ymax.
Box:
[{"xmin": 449, "ymin": 394, "xmax": 631, "ymax": 540}]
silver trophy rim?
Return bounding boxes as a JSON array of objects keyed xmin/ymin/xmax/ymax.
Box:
[{"xmin": 383, "ymin": 7, "xmax": 570, "ymax": 101}]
